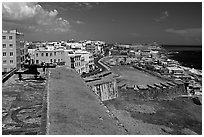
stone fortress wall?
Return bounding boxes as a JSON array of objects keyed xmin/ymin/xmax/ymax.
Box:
[{"xmin": 118, "ymin": 81, "xmax": 186, "ymax": 100}]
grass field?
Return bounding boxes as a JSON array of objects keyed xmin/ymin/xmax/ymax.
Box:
[
  {"xmin": 2, "ymin": 70, "xmax": 47, "ymax": 135},
  {"xmin": 104, "ymin": 96, "xmax": 202, "ymax": 135},
  {"xmin": 111, "ymin": 65, "xmax": 166, "ymax": 85}
]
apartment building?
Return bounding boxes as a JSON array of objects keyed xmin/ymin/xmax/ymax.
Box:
[
  {"xmin": 33, "ymin": 46, "xmax": 65, "ymax": 64},
  {"xmin": 28, "ymin": 43, "xmax": 96, "ymax": 74},
  {"xmin": 75, "ymin": 50, "xmax": 95, "ymax": 72},
  {"xmin": 85, "ymin": 43, "xmax": 98, "ymax": 55},
  {"xmin": 2, "ymin": 30, "xmax": 25, "ymax": 73},
  {"xmin": 64, "ymin": 50, "xmax": 84, "ymax": 74}
]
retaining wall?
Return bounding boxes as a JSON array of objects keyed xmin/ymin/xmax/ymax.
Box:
[{"xmin": 118, "ymin": 81, "xmax": 186, "ymax": 100}]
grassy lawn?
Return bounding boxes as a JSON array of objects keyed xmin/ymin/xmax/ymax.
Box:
[
  {"xmin": 111, "ymin": 65, "xmax": 166, "ymax": 85},
  {"xmin": 104, "ymin": 97, "xmax": 202, "ymax": 135}
]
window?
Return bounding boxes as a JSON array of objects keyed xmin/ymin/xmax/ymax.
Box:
[
  {"xmin": 50, "ymin": 59, "xmax": 52, "ymax": 63},
  {"xmin": 54, "ymin": 59, "xmax": 56, "ymax": 63},
  {"xmin": 58, "ymin": 59, "xmax": 60, "ymax": 62},
  {"xmin": 10, "ymin": 60, "xmax": 13, "ymax": 64},
  {"xmin": 9, "ymin": 36, "xmax": 12, "ymax": 40},
  {"xmin": 10, "ymin": 52, "xmax": 13, "ymax": 56},
  {"xmin": 36, "ymin": 53, "xmax": 38, "ymax": 57},
  {"xmin": 3, "ymin": 68, "xmax": 7, "ymax": 72},
  {"xmin": 36, "ymin": 60, "xmax": 39, "ymax": 64},
  {"xmin": 3, "ymin": 44, "xmax": 6, "ymax": 48},
  {"xmin": 3, "ymin": 52, "xmax": 6, "ymax": 56},
  {"xmin": 46, "ymin": 53, "xmax": 48, "ymax": 56},
  {"xmin": 9, "ymin": 44, "xmax": 13, "ymax": 48},
  {"xmin": 3, "ymin": 60, "xmax": 6, "ymax": 64},
  {"xmin": 54, "ymin": 52, "xmax": 56, "ymax": 56},
  {"xmin": 50, "ymin": 53, "xmax": 52, "ymax": 56},
  {"xmin": 2, "ymin": 36, "xmax": 6, "ymax": 39},
  {"xmin": 21, "ymin": 50, "xmax": 24, "ymax": 55},
  {"xmin": 41, "ymin": 53, "xmax": 44, "ymax": 56}
]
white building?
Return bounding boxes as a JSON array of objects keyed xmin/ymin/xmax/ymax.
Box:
[
  {"xmin": 2, "ymin": 30, "xmax": 26, "ymax": 72},
  {"xmin": 67, "ymin": 42, "xmax": 85, "ymax": 50},
  {"xmin": 32, "ymin": 47, "xmax": 65, "ymax": 64},
  {"xmin": 28, "ymin": 44, "xmax": 95, "ymax": 74},
  {"xmin": 166, "ymin": 67, "xmax": 184, "ymax": 75},
  {"xmin": 75, "ymin": 50, "xmax": 95, "ymax": 71}
]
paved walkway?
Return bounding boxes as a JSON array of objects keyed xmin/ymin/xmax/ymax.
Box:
[{"xmin": 47, "ymin": 67, "xmax": 126, "ymax": 135}]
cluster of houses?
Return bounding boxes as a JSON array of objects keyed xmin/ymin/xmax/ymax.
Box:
[
  {"xmin": 2, "ymin": 29, "xmax": 201, "ymax": 100},
  {"xmin": 26, "ymin": 40, "xmax": 106, "ymax": 74},
  {"xmin": 106, "ymin": 43, "xmax": 202, "ymax": 96},
  {"xmin": 2, "ymin": 29, "xmax": 107, "ymax": 75}
]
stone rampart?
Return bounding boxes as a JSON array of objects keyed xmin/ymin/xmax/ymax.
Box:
[{"xmin": 118, "ymin": 81, "xmax": 186, "ymax": 100}]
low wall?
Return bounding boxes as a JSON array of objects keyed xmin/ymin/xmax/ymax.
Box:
[
  {"xmin": 2, "ymin": 68, "xmax": 17, "ymax": 83},
  {"xmin": 118, "ymin": 81, "xmax": 186, "ymax": 100},
  {"xmin": 98, "ymin": 56, "xmax": 111, "ymax": 71}
]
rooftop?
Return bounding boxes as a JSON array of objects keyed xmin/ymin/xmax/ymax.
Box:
[{"xmin": 2, "ymin": 29, "xmax": 23, "ymax": 35}]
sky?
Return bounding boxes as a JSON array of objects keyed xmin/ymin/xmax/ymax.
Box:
[{"xmin": 2, "ymin": 2, "xmax": 202, "ymax": 45}]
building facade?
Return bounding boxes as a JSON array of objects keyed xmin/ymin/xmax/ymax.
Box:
[
  {"xmin": 2, "ymin": 30, "xmax": 25, "ymax": 72},
  {"xmin": 28, "ymin": 43, "xmax": 96, "ymax": 74},
  {"xmin": 75, "ymin": 50, "xmax": 95, "ymax": 72},
  {"xmin": 33, "ymin": 48, "xmax": 65, "ymax": 65}
]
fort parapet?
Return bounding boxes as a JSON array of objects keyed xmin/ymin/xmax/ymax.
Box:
[
  {"xmin": 47, "ymin": 67, "xmax": 126, "ymax": 134},
  {"xmin": 118, "ymin": 80, "xmax": 186, "ymax": 100}
]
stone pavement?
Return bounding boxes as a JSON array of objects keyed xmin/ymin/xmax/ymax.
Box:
[{"xmin": 47, "ymin": 67, "xmax": 126, "ymax": 135}]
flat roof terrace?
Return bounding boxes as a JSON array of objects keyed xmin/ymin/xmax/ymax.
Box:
[{"xmin": 47, "ymin": 67, "xmax": 126, "ymax": 135}]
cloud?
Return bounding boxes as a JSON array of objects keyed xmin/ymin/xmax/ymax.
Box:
[
  {"xmin": 155, "ymin": 11, "xmax": 169, "ymax": 22},
  {"xmin": 166, "ymin": 28, "xmax": 202, "ymax": 42},
  {"xmin": 75, "ymin": 20, "xmax": 85, "ymax": 24},
  {"xmin": 73, "ymin": 2, "xmax": 99, "ymax": 10},
  {"xmin": 2, "ymin": 2, "xmax": 71, "ymax": 33}
]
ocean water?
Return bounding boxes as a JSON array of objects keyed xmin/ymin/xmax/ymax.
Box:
[{"xmin": 162, "ymin": 45, "xmax": 202, "ymax": 70}]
